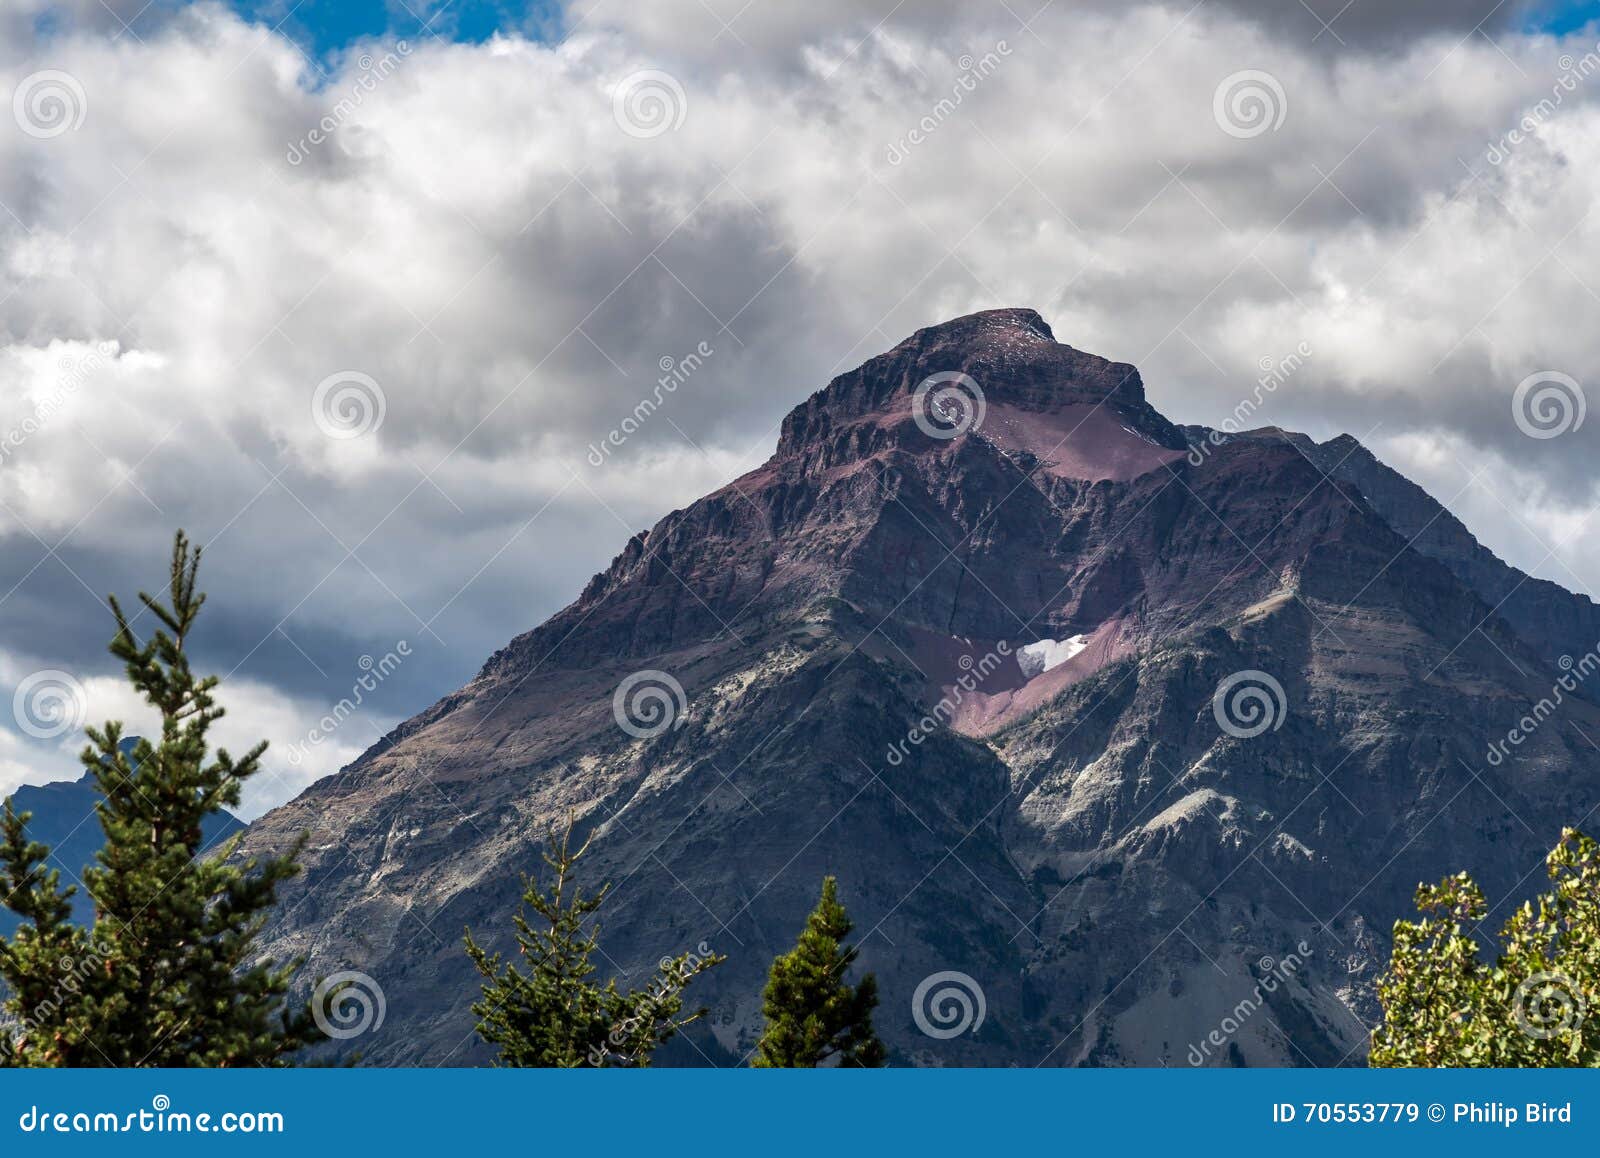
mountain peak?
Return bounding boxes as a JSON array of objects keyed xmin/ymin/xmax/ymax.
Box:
[
  {"xmin": 242, "ymin": 307, "xmax": 1600, "ymax": 1068},
  {"xmin": 776, "ymin": 307, "xmax": 1177, "ymax": 464},
  {"xmin": 910, "ymin": 305, "xmax": 1056, "ymax": 345}
]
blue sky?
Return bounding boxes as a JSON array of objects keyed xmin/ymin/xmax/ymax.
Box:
[
  {"xmin": 21, "ymin": 0, "xmax": 559, "ymax": 56},
  {"xmin": 228, "ymin": 0, "xmax": 559, "ymax": 54},
  {"xmin": 1532, "ymin": 0, "xmax": 1600, "ymax": 32}
]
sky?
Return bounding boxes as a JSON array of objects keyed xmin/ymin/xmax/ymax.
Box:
[{"xmin": 4, "ymin": 0, "xmax": 1600, "ymax": 816}]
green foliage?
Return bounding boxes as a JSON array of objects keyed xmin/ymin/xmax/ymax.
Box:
[
  {"xmin": 0, "ymin": 531, "xmax": 322, "ymax": 1066},
  {"xmin": 754, "ymin": 875, "xmax": 885, "ymax": 1067},
  {"xmin": 464, "ymin": 814, "xmax": 723, "ymax": 1066},
  {"xmin": 1371, "ymin": 827, "xmax": 1600, "ymax": 1067}
]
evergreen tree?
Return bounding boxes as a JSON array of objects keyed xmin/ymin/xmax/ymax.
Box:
[
  {"xmin": 1371, "ymin": 827, "xmax": 1600, "ymax": 1067},
  {"xmin": 465, "ymin": 814, "xmax": 723, "ymax": 1066},
  {"xmin": 754, "ymin": 875, "xmax": 885, "ymax": 1067},
  {"xmin": 0, "ymin": 801, "xmax": 84, "ymax": 1062},
  {"xmin": 0, "ymin": 531, "xmax": 323, "ymax": 1066}
]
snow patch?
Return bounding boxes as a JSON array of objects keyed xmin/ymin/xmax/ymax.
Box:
[
  {"xmin": 1272, "ymin": 832, "xmax": 1316, "ymax": 861},
  {"xmin": 1016, "ymin": 634, "xmax": 1089, "ymax": 678}
]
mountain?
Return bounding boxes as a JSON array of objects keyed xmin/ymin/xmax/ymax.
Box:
[
  {"xmin": 0, "ymin": 738, "xmax": 247, "ymax": 938},
  {"xmin": 1294, "ymin": 433, "xmax": 1600, "ymax": 670},
  {"xmin": 238, "ymin": 308, "xmax": 1600, "ymax": 1066}
]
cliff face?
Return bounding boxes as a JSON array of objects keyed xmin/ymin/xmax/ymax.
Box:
[{"xmin": 237, "ymin": 309, "xmax": 1600, "ymax": 1066}]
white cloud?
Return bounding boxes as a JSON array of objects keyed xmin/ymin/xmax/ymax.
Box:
[{"xmin": 0, "ymin": 644, "xmax": 389, "ymax": 819}]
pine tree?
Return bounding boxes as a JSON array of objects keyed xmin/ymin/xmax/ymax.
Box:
[
  {"xmin": 754, "ymin": 875, "xmax": 885, "ymax": 1067},
  {"xmin": 465, "ymin": 813, "xmax": 723, "ymax": 1066},
  {"xmin": 0, "ymin": 531, "xmax": 323, "ymax": 1066},
  {"xmin": 0, "ymin": 800, "xmax": 84, "ymax": 1061}
]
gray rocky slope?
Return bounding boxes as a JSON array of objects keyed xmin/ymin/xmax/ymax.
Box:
[{"xmin": 236, "ymin": 309, "xmax": 1600, "ymax": 1065}]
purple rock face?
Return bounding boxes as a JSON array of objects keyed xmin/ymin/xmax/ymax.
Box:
[{"xmin": 238, "ymin": 310, "xmax": 1600, "ymax": 1066}]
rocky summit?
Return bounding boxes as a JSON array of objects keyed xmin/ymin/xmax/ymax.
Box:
[{"xmin": 237, "ymin": 308, "xmax": 1600, "ymax": 1066}]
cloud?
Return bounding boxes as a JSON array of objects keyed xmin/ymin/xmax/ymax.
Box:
[
  {"xmin": 2, "ymin": 3, "xmax": 1599, "ymax": 811},
  {"xmin": 0, "ymin": 644, "xmax": 383, "ymax": 818},
  {"xmin": 563, "ymin": 0, "xmax": 1540, "ymax": 65}
]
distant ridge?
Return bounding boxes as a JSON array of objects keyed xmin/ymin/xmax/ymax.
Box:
[{"xmin": 0, "ymin": 738, "xmax": 246, "ymax": 938}]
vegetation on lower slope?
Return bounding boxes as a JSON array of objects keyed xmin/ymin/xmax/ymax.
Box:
[
  {"xmin": 1372, "ymin": 828, "xmax": 1600, "ymax": 1067},
  {"xmin": 465, "ymin": 813, "xmax": 724, "ymax": 1067}
]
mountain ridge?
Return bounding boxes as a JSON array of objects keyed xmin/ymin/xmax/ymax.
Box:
[{"xmin": 238, "ymin": 309, "xmax": 1600, "ymax": 1066}]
